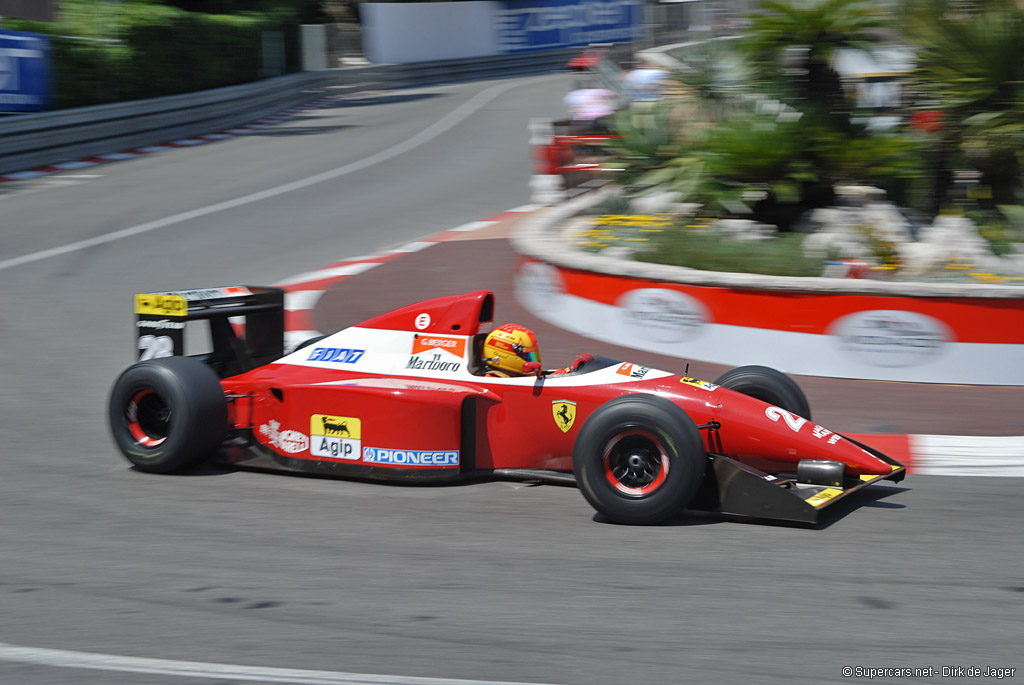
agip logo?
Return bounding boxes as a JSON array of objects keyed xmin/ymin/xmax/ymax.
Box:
[
  {"xmin": 134, "ymin": 293, "xmax": 187, "ymax": 317},
  {"xmin": 310, "ymin": 414, "xmax": 362, "ymax": 461}
]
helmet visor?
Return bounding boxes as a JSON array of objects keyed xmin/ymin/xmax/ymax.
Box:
[{"xmin": 512, "ymin": 343, "xmax": 539, "ymax": 363}]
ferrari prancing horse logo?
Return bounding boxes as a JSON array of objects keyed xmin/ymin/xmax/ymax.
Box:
[{"xmin": 552, "ymin": 400, "xmax": 577, "ymax": 433}]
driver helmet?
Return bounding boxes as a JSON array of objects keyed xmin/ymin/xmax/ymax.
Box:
[{"xmin": 482, "ymin": 323, "xmax": 541, "ymax": 376}]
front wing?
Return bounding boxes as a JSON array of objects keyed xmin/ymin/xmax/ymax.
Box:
[{"xmin": 690, "ymin": 436, "xmax": 906, "ymax": 524}]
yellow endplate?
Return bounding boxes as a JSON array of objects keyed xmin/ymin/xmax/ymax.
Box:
[
  {"xmin": 859, "ymin": 463, "xmax": 902, "ymax": 482},
  {"xmin": 806, "ymin": 488, "xmax": 843, "ymax": 508}
]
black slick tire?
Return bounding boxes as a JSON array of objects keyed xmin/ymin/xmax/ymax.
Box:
[
  {"xmin": 293, "ymin": 335, "xmax": 328, "ymax": 352},
  {"xmin": 108, "ymin": 356, "xmax": 228, "ymax": 473},
  {"xmin": 572, "ymin": 394, "xmax": 706, "ymax": 525},
  {"xmin": 713, "ymin": 365, "xmax": 811, "ymax": 420}
]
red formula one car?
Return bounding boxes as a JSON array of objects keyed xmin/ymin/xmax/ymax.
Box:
[{"xmin": 109, "ymin": 287, "xmax": 905, "ymax": 525}]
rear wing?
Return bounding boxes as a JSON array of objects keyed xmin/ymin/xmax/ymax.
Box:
[{"xmin": 134, "ymin": 286, "xmax": 284, "ymax": 378}]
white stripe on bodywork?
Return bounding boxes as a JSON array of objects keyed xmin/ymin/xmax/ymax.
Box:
[
  {"xmin": 911, "ymin": 435, "xmax": 1024, "ymax": 476},
  {"xmin": 285, "ymin": 327, "xmax": 674, "ymax": 386}
]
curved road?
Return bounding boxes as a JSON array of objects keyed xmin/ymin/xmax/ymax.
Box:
[{"xmin": 0, "ymin": 73, "xmax": 1020, "ymax": 684}]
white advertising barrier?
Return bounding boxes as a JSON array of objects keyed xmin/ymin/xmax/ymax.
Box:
[
  {"xmin": 360, "ymin": 0, "xmax": 644, "ymax": 64},
  {"xmin": 511, "ymin": 202, "xmax": 1024, "ymax": 386},
  {"xmin": 361, "ymin": 2, "xmax": 499, "ymax": 64}
]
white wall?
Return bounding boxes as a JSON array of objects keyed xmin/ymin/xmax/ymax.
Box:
[
  {"xmin": 361, "ymin": 2, "xmax": 498, "ymax": 64},
  {"xmin": 301, "ymin": 24, "xmax": 328, "ymax": 71}
]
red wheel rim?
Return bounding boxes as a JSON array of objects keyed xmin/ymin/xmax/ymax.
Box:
[
  {"xmin": 126, "ymin": 389, "xmax": 169, "ymax": 448},
  {"xmin": 602, "ymin": 429, "xmax": 669, "ymax": 497}
]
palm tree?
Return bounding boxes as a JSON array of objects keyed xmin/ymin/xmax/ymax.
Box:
[
  {"xmin": 903, "ymin": 0, "xmax": 1024, "ymax": 207},
  {"xmin": 741, "ymin": 0, "xmax": 890, "ymax": 125}
]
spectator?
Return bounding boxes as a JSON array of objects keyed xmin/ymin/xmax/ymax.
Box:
[
  {"xmin": 563, "ymin": 87, "xmax": 617, "ymax": 134},
  {"xmin": 624, "ymin": 66, "xmax": 669, "ymax": 102}
]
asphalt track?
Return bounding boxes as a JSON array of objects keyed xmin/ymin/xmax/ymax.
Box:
[{"xmin": 0, "ymin": 73, "xmax": 1021, "ymax": 685}]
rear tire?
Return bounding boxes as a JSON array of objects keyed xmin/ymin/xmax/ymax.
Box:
[
  {"xmin": 573, "ymin": 394, "xmax": 706, "ymax": 525},
  {"xmin": 713, "ymin": 365, "xmax": 811, "ymax": 419},
  {"xmin": 108, "ymin": 357, "xmax": 228, "ymax": 473},
  {"xmin": 293, "ymin": 334, "xmax": 328, "ymax": 352}
]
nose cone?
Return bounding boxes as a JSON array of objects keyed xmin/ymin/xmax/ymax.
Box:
[
  {"xmin": 830, "ymin": 437, "xmax": 901, "ymax": 476},
  {"xmin": 710, "ymin": 389, "xmax": 902, "ymax": 475}
]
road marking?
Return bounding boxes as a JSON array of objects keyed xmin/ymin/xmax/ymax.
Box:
[
  {"xmin": 0, "ymin": 642, "xmax": 560, "ymax": 685},
  {"xmin": 450, "ymin": 221, "xmax": 493, "ymax": 232},
  {"xmin": 388, "ymin": 241, "xmax": 436, "ymax": 254},
  {"xmin": 275, "ymin": 262, "xmax": 382, "ymax": 287},
  {"xmin": 285, "ymin": 289, "xmax": 324, "ymax": 311},
  {"xmin": 0, "ymin": 75, "xmax": 556, "ymax": 274}
]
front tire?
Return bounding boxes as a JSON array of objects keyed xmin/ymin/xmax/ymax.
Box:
[
  {"xmin": 108, "ymin": 357, "xmax": 228, "ymax": 473},
  {"xmin": 573, "ymin": 394, "xmax": 706, "ymax": 525},
  {"xmin": 713, "ymin": 365, "xmax": 811, "ymax": 420}
]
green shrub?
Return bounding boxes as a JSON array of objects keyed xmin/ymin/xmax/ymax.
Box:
[
  {"xmin": 636, "ymin": 226, "xmax": 827, "ymax": 277},
  {"xmin": 968, "ymin": 207, "xmax": 1024, "ymax": 256},
  {"xmin": 813, "ymin": 131, "xmax": 930, "ymax": 209},
  {"xmin": 2, "ymin": 0, "xmax": 302, "ymax": 109},
  {"xmin": 120, "ymin": 14, "xmax": 264, "ymax": 99}
]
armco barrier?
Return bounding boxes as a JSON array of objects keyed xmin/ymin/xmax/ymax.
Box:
[
  {"xmin": 511, "ymin": 193, "xmax": 1024, "ymax": 386},
  {"xmin": 0, "ymin": 47, "xmax": 579, "ymax": 176}
]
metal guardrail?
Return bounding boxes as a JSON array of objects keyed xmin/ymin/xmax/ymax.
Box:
[{"xmin": 0, "ymin": 47, "xmax": 581, "ymax": 176}]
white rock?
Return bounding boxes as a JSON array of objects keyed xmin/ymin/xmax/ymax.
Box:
[
  {"xmin": 714, "ymin": 219, "xmax": 776, "ymax": 241},
  {"xmin": 600, "ymin": 246, "xmax": 638, "ymax": 259},
  {"xmin": 834, "ymin": 185, "xmax": 888, "ymax": 204},
  {"xmin": 630, "ymin": 190, "xmax": 682, "ymax": 215}
]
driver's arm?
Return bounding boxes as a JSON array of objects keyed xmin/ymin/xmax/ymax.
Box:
[{"xmin": 547, "ymin": 353, "xmax": 595, "ymax": 375}]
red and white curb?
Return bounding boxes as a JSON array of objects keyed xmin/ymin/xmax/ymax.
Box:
[
  {"xmin": 0, "ymin": 92, "xmax": 388, "ymax": 184},
  {"xmin": 275, "ymin": 205, "xmax": 540, "ymax": 352},
  {"xmin": 845, "ymin": 433, "xmax": 1024, "ymax": 477}
]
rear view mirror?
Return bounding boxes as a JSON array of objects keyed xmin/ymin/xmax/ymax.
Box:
[{"xmin": 523, "ymin": 361, "xmax": 542, "ymax": 376}]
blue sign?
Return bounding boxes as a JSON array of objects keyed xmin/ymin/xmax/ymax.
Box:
[
  {"xmin": 0, "ymin": 29, "xmax": 51, "ymax": 112},
  {"xmin": 495, "ymin": 0, "xmax": 643, "ymax": 53},
  {"xmin": 362, "ymin": 448, "xmax": 460, "ymax": 466},
  {"xmin": 307, "ymin": 347, "xmax": 365, "ymax": 363}
]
